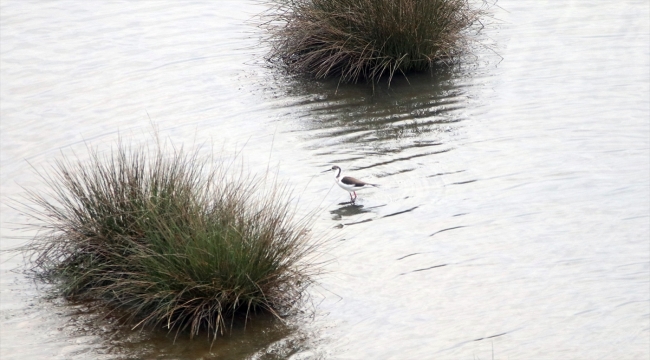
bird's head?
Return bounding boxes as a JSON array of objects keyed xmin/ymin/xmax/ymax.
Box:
[{"xmin": 321, "ymin": 165, "xmax": 340, "ymax": 173}]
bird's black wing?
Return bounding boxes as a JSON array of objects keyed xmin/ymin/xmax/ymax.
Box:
[{"xmin": 341, "ymin": 176, "xmax": 367, "ymax": 187}]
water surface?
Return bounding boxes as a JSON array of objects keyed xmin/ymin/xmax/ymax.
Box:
[{"xmin": 1, "ymin": 1, "xmax": 648, "ymax": 359}]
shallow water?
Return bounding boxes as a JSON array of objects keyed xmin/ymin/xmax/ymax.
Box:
[{"xmin": 1, "ymin": 1, "xmax": 649, "ymax": 359}]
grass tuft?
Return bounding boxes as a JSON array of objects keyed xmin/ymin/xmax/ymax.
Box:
[
  {"xmin": 18, "ymin": 139, "xmax": 321, "ymax": 340},
  {"xmin": 264, "ymin": 0, "xmax": 487, "ymax": 85}
]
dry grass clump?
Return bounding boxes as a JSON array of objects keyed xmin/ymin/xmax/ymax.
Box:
[
  {"xmin": 18, "ymin": 139, "xmax": 320, "ymax": 340},
  {"xmin": 265, "ymin": 0, "xmax": 486, "ymax": 85}
]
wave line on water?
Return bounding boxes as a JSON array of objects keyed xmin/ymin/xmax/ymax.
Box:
[
  {"xmin": 430, "ymin": 225, "xmax": 467, "ymax": 237},
  {"xmin": 353, "ymin": 148, "xmax": 453, "ymax": 171},
  {"xmin": 396, "ymin": 253, "xmax": 422, "ymax": 260},
  {"xmin": 382, "ymin": 206, "xmax": 419, "ymax": 218},
  {"xmin": 399, "ymin": 263, "xmax": 448, "ymax": 275}
]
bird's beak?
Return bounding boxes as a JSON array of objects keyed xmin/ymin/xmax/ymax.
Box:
[{"xmin": 320, "ymin": 169, "xmax": 331, "ymax": 173}]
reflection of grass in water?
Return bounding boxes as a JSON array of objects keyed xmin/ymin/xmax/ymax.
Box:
[
  {"xmin": 17, "ymin": 137, "xmax": 323, "ymax": 341},
  {"xmin": 48, "ymin": 298, "xmax": 315, "ymax": 359},
  {"xmin": 278, "ymin": 73, "xmax": 468, "ymax": 150},
  {"xmin": 265, "ymin": 0, "xmax": 487, "ymax": 85},
  {"xmin": 377, "ymin": 120, "xmax": 438, "ymax": 140},
  {"xmin": 376, "ymin": 120, "xmax": 454, "ymax": 146}
]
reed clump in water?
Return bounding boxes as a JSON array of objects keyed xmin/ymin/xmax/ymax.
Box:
[
  {"xmin": 19, "ymin": 139, "xmax": 320, "ymax": 340},
  {"xmin": 265, "ymin": 0, "xmax": 486, "ymax": 84}
]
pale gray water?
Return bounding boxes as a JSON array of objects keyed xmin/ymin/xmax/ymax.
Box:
[{"xmin": 1, "ymin": 1, "xmax": 648, "ymax": 359}]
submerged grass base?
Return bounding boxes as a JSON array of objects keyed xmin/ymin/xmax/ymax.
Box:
[
  {"xmin": 18, "ymin": 139, "xmax": 321, "ymax": 340},
  {"xmin": 265, "ymin": 0, "xmax": 487, "ymax": 85}
]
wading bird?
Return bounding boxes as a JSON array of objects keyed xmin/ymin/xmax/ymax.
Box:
[{"xmin": 322, "ymin": 165, "xmax": 378, "ymax": 203}]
